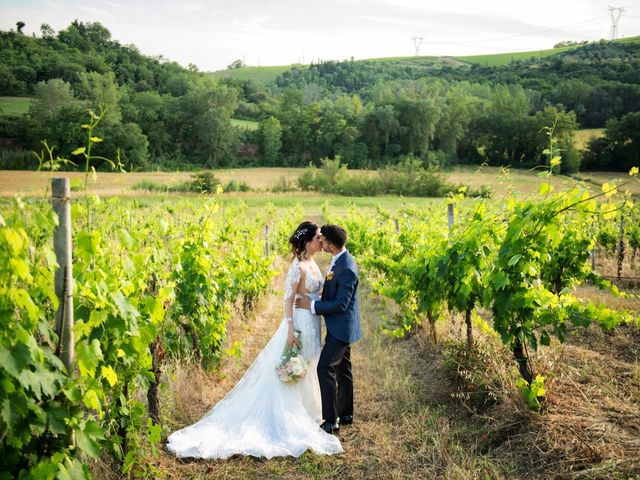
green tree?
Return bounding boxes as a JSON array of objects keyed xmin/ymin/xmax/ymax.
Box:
[
  {"xmin": 433, "ymin": 83, "xmax": 482, "ymax": 163},
  {"xmin": 76, "ymin": 71, "xmax": 123, "ymax": 124},
  {"xmin": 360, "ymin": 104, "xmax": 400, "ymax": 162},
  {"xmin": 395, "ymin": 97, "xmax": 441, "ymax": 158},
  {"xmin": 40, "ymin": 23, "xmax": 55, "ymax": 39},
  {"xmin": 30, "ymin": 79, "xmax": 77, "ymax": 120},
  {"xmin": 477, "ymin": 85, "xmax": 537, "ymax": 167},
  {"xmin": 259, "ymin": 116, "xmax": 282, "ymax": 165},
  {"xmin": 99, "ymin": 122, "xmax": 150, "ymax": 170},
  {"xmin": 24, "ymin": 102, "xmax": 87, "ymax": 158},
  {"xmin": 177, "ymin": 80, "xmax": 238, "ymax": 166},
  {"xmin": 121, "ymin": 90, "xmax": 174, "ymax": 158}
]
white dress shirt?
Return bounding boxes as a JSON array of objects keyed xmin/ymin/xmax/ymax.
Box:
[{"xmin": 311, "ymin": 248, "xmax": 346, "ymax": 314}]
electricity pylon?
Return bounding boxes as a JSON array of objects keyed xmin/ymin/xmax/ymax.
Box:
[
  {"xmin": 412, "ymin": 36, "xmax": 424, "ymax": 56},
  {"xmin": 608, "ymin": 6, "xmax": 625, "ymax": 40}
]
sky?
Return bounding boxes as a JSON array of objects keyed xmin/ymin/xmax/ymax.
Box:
[{"xmin": 1, "ymin": 0, "xmax": 639, "ymax": 71}]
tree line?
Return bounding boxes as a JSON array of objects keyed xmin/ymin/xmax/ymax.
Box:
[{"xmin": 0, "ymin": 21, "xmax": 638, "ymax": 172}]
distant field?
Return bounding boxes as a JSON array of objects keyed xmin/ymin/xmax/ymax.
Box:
[
  {"xmin": 0, "ymin": 96, "xmax": 33, "ymax": 116},
  {"xmin": 231, "ymin": 118, "xmax": 259, "ymax": 131},
  {"xmin": 206, "ymin": 45, "xmax": 577, "ymax": 84},
  {"xmin": 615, "ymin": 35, "xmax": 640, "ymax": 45},
  {"xmin": 0, "ymin": 169, "xmax": 303, "ymax": 197},
  {"xmin": 2, "ymin": 166, "xmax": 630, "ymax": 200},
  {"xmin": 453, "ymin": 45, "xmax": 578, "ymax": 66},
  {"xmin": 210, "ymin": 65, "xmax": 293, "ymax": 84},
  {"xmin": 574, "ymin": 128, "xmax": 605, "ymax": 150}
]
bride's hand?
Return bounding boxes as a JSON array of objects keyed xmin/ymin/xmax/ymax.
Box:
[
  {"xmin": 294, "ymin": 296, "xmax": 311, "ymax": 309},
  {"xmin": 287, "ymin": 328, "xmax": 301, "ymax": 349}
]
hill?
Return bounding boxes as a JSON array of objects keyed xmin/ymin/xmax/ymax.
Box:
[
  {"xmin": 1, "ymin": 21, "xmax": 638, "ymax": 173},
  {"xmin": 209, "ymin": 35, "xmax": 640, "ymax": 84}
]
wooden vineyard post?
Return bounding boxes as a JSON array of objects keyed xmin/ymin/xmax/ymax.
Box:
[
  {"xmin": 447, "ymin": 203, "xmax": 459, "ymax": 337},
  {"xmin": 617, "ymin": 215, "xmax": 625, "ymax": 281},
  {"xmin": 265, "ymin": 224, "xmax": 271, "ymax": 257},
  {"xmin": 52, "ymin": 178, "xmax": 74, "ymax": 373}
]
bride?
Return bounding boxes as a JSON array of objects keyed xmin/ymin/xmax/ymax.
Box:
[{"xmin": 166, "ymin": 221, "xmax": 343, "ymax": 459}]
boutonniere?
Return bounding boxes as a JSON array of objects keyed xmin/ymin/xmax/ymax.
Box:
[{"xmin": 325, "ymin": 272, "xmax": 334, "ymax": 281}]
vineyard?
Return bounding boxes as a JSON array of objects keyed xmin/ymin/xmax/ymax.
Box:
[
  {"xmin": 330, "ymin": 178, "xmax": 640, "ymax": 387},
  {"xmin": 1, "ymin": 164, "xmax": 639, "ymax": 478},
  {"xmin": 0, "ymin": 187, "xmax": 303, "ymax": 478}
]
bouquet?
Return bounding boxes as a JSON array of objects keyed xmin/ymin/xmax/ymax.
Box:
[{"xmin": 276, "ymin": 330, "xmax": 307, "ymax": 384}]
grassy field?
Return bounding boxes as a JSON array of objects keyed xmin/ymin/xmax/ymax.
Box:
[
  {"xmin": 574, "ymin": 128, "xmax": 605, "ymax": 150},
  {"xmin": 231, "ymin": 118, "xmax": 260, "ymax": 131},
  {"xmin": 615, "ymin": 35, "xmax": 640, "ymax": 45},
  {"xmin": 0, "ymin": 96, "xmax": 33, "ymax": 116},
  {"xmin": 209, "ymin": 65, "xmax": 293, "ymax": 84},
  {"xmin": 3, "ymin": 166, "xmax": 628, "ymax": 201},
  {"xmin": 453, "ymin": 44, "xmax": 579, "ymax": 66}
]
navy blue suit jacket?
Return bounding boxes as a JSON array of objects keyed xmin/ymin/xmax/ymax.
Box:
[{"xmin": 314, "ymin": 250, "xmax": 362, "ymax": 344}]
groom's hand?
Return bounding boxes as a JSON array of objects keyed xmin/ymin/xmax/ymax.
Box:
[{"xmin": 295, "ymin": 296, "xmax": 311, "ymax": 309}]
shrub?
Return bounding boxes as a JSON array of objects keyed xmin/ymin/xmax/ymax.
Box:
[
  {"xmin": 191, "ymin": 172, "xmax": 221, "ymax": 193},
  {"xmin": 560, "ymin": 145, "xmax": 581, "ymax": 174},
  {"xmin": 297, "ymin": 155, "xmax": 462, "ymax": 197},
  {"xmin": 132, "ymin": 180, "xmax": 170, "ymax": 192},
  {"xmin": 224, "ymin": 179, "xmax": 251, "ymax": 192},
  {"xmin": 0, "ymin": 148, "xmax": 33, "ymax": 169},
  {"xmin": 271, "ymin": 175, "xmax": 298, "ymax": 193}
]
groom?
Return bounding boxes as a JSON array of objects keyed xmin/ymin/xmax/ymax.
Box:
[{"xmin": 296, "ymin": 224, "xmax": 362, "ymax": 434}]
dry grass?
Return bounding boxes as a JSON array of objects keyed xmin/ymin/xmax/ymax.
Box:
[
  {"xmin": 590, "ymin": 251, "xmax": 640, "ymax": 290},
  {"xmin": 446, "ymin": 165, "xmax": 574, "ymax": 197},
  {"xmin": 0, "ymin": 169, "xmax": 306, "ymax": 197},
  {"xmin": 0, "ymin": 166, "xmax": 613, "ymax": 199},
  {"xmin": 574, "ymin": 129, "xmax": 605, "ymax": 151}
]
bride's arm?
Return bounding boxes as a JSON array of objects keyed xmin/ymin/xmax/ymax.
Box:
[{"xmin": 284, "ymin": 264, "xmax": 303, "ymax": 348}]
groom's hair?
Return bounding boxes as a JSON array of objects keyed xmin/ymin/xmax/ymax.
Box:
[{"xmin": 321, "ymin": 224, "xmax": 347, "ymax": 249}]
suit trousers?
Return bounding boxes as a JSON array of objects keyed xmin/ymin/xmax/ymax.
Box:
[{"xmin": 317, "ymin": 331, "xmax": 353, "ymax": 423}]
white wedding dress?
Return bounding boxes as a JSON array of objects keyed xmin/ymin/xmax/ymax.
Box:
[{"xmin": 166, "ymin": 258, "xmax": 343, "ymax": 459}]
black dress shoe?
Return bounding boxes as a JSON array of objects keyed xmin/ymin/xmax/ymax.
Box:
[
  {"xmin": 320, "ymin": 421, "xmax": 339, "ymax": 433},
  {"xmin": 339, "ymin": 415, "xmax": 353, "ymax": 425}
]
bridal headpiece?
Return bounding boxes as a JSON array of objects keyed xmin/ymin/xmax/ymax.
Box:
[{"xmin": 293, "ymin": 228, "xmax": 308, "ymax": 240}]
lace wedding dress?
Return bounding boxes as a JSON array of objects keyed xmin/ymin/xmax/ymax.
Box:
[{"xmin": 166, "ymin": 258, "xmax": 343, "ymax": 459}]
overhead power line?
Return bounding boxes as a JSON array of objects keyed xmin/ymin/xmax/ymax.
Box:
[{"xmin": 422, "ymin": 16, "xmax": 607, "ymax": 46}]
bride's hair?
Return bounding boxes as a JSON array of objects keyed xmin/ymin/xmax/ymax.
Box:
[{"xmin": 289, "ymin": 221, "xmax": 319, "ymax": 260}]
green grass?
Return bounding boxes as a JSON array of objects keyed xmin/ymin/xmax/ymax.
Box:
[
  {"xmin": 220, "ymin": 194, "xmax": 440, "ymax": 215},
  {"xmin": 128, "ymin": 193, "xmax": 441, "ymax": 217},
  {"xmin": 230, "ymin": 118, "xmax": 259, "ymax": 131},
  {"xmin": 209, "ymin": 65, "xmax": 293, "ymax": 84},
  {"xmin": 614, "ymin": 35, "xmax": 640, "ymax": 45},
  {"xmin": 453, "ymin": 45, "xmax": 580, "ymax": 66},
  {"xmin": 0, "ymin": 96, "xmax": 33, "ymax": 116}
]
